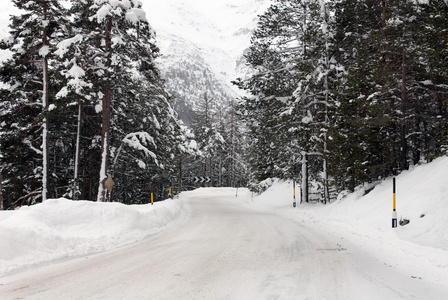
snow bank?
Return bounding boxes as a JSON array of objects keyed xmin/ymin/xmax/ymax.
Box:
[
  {"xmin": 249, "ymin": 156, "xmax": 448, "ymax": 287},
  {"xmin": 0, "ymin": 198, "xmax": 186, "ymax": 276}
]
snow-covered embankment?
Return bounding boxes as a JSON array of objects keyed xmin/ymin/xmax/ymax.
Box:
[{"xmin": 0, "ymin": 198, "xmax": 187, "ymax": 276}]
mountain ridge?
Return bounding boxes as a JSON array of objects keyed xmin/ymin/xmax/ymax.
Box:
[{"xmin": 144, "ymin": 0, "xmax": 272, "ymax": 122}]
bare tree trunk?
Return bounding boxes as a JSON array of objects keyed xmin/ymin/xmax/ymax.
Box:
[
  {"xmin": 97, "ymin": 18, "xmax": 113, "ymax": 202},
  {"xmin": 209, "ymin": 156, "xmax": 212, "ymax": 187},
  {"xmin": 41, "ymin": 3, "xmax": 49, "ymax": 202},
  {"xmin": 178, "ymin": 155, "xmax": 183, "ymax": 192},
  {"xmin": 73, "ymin": 104, "xmax": 82, "ymax": 200},
  {"xmin": 42, "ymin": 59, "xmax": 49, "ymax": 202},
  {"xmin": 323, "ymin": 36, "xmax": 330, "ymax": 205},
  {"xmin": 0, "ymin": 172, "xmax": 3, "ymax": 210},
  {"xmin": 400, "ymin": 46, "xmax": 408, "ymax": 170},
  {"xmin": 323, "ymin": 157, "xmax": 329, "ymax": 204},
  {"xmin": 97, "ymin": 132, "xmax": 109, "ymax": 202},
  {"xmin": 230, "ymin": 101, "xmax": 236, "ymax": 188},
  {"xmin": 301, "ymin": 151, "xmax": 308, "ymax": 203}
]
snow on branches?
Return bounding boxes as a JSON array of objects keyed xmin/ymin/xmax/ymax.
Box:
[
  {"xmin": 122, "ymin": 132, "xmax": 159, "ymax": 167},
  {"xmin": 91, "ymin": 0, "xmax": 149, "ymax": 25}
]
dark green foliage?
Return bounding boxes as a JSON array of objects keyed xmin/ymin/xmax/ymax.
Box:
[
  {"xmin": 238, "ymin": 0, "xmax": 448, "ymax": 198},
  {"xmin": 328, "ymin": 0, "xmax": 448, "ymax": 191},
  {"xmin": 0, "ymin": 0, "xmax": 68, "ymax": 206},
  {"xmin": 0, "ymin": 0, "xmax": 191, "ymax": 208}
]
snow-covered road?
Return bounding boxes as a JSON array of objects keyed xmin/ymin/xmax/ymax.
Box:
[{"xmin": 1, "ymin": 189, "xmax": 446, "ymax": 299}]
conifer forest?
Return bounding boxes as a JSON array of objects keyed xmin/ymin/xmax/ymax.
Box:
[{"xmin": 1, "ymin": 0, "xmax": 447, "ymax": 209}]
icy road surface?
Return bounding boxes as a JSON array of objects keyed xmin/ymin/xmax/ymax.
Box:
[{"xmin": 1, "ymin": 189, "xmax": 446, "ymax": 299}]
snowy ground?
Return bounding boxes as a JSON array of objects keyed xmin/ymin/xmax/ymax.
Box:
[
  {"xmin": 248, "ymin": 156, "xmax": 448, "ymax": 290},
  {"xmin": 1, "ymin": 157, "xmax": 448, "ymax": 299}
]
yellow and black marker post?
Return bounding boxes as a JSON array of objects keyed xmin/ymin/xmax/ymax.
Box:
[
  {"xmin": 293, "ymin": 179, "xmax": 296, "ymax": 207},
  {"xmin": 150, "ymin": 181, "xmax": 154, "ymax": 205},
  {"xmin": 392, "ymin": 177, "xmax": 397, "ymax": 228},
  {"xmin": 169, "ymin": 181, "xmax": 172, "ymax": 199}
]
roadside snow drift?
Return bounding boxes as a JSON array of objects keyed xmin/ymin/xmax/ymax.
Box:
[{"xmin": 0, "ymin": 198, "xmax": 186, "ymax": 276}]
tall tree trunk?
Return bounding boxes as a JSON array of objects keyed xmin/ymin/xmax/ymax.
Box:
[
  {"xmin": 73, "ymin": 104, "xmax": 82, "ymax": 200},
  {"xmin": 41, "ymin": 3, "xmax": 49, "ymax": 202},
  {"xmin": 301, "ymin": 151, "xmax": 308, "ymax": 203},
  {"xmin": 323, "ymin": 33, "xmax": 330, "ymax": 204},
  {"xmin": 209, "ymin": 156, "xmax": 212, "ymax": 187},
  {"xmin": 400, "ymin": 46, "xmax": 408, "ymax": 170},
  {"xmin": 323, "ymin": 156, "xmax": 329, "ymax": 204},
  {"xmin": 97, "ymin": 18, "xmax": 113, "ymax": 202},
  {"xmin": 178, "ymin": 155, "xmax": 183, "ymax": 192},
  {"xmin": 0, "ymin": 172, "xmax": 3, "ymax": 210},
  {"xmin": 42, "ymin": 58, "xmax": 49, "ymax": 202}
]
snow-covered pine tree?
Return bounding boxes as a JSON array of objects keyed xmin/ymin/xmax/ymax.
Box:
[
  {"xmin": 398, "ymin": 0, "xmax": 448, "ymax": 162},
  {"xmin": 0, "ymin": 0, "xmax": 68, "ymax": 206},
  {"xmin": 173, "ymin": 124, "xmax": 198, "ymax": 193},
  {"xmin": 56, "ymin": 0, "xmax": 166, "ymax": 202},
  {"xmin": 326, "ymin": 0, "xmax": 385, "ymax": 191},
  {"xmin": 54, "ymin": 0, "xmax": 104, "ymax": 200},
  {"xmin": 287, "ymin": 0, "xmax": 338, "ymax": 203},
  {"xmin": 235, "ymin": 0, "xmax": 305, "ymax": 187},
  {"xmin": 418, "ymin": 0, "xmax": 448, "ymax": 157},
  {"xmin": 109, "ymin": 68, "xmax": 190, "ymax": 203},
  {"xmin": 374, "ymin": 0, "xmax": 422, "ymax": 172},
  {"xmin": 329, "ymin": 0, "xmax": 448, "ymax": 192},
  {"xmin": 237, "ymin": 0, "xmax": 338, "ymax": 202}
]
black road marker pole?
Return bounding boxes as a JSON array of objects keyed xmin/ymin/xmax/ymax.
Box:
[
  {"xmin": 293, "ymin": 179, "xmax": 296, "ymax": 207},
  {"xmin": 392, "ymin": 177, "xmax": 397, "ymax": 228}
]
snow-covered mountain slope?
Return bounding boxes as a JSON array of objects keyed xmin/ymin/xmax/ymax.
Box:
[{"xmin": 144, "ymin": 0, "xmax": 272, "ymax": 122}]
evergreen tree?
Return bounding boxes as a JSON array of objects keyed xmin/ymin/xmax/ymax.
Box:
[
  {"xmin": 239, "ymin": 0, "xmax": 448, "ymax": 199},
  {"xmin": 237, "ymin": 0, "xmax": 339, "ymax": 202},
  {"xmin": 0, "ymin": 0, "xmax": 68, "ymax": 206},
  {"xmin": 416, "ymin": 0, "xmax": 448, "ymax": 158},
  {"xmin": 1, "ymin": 0, "xmax": 194, "ymax": 207},
  {"xmin": 329, "ymin": 0, "xmax": 448, "ymax": 192},
  {"xmin": 328, "ymin": 0, "xmax": 387, "ymax": 191},
  {"xmin": 55, "ymin": 0, "xmax": 170, "ymax": 202}
]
